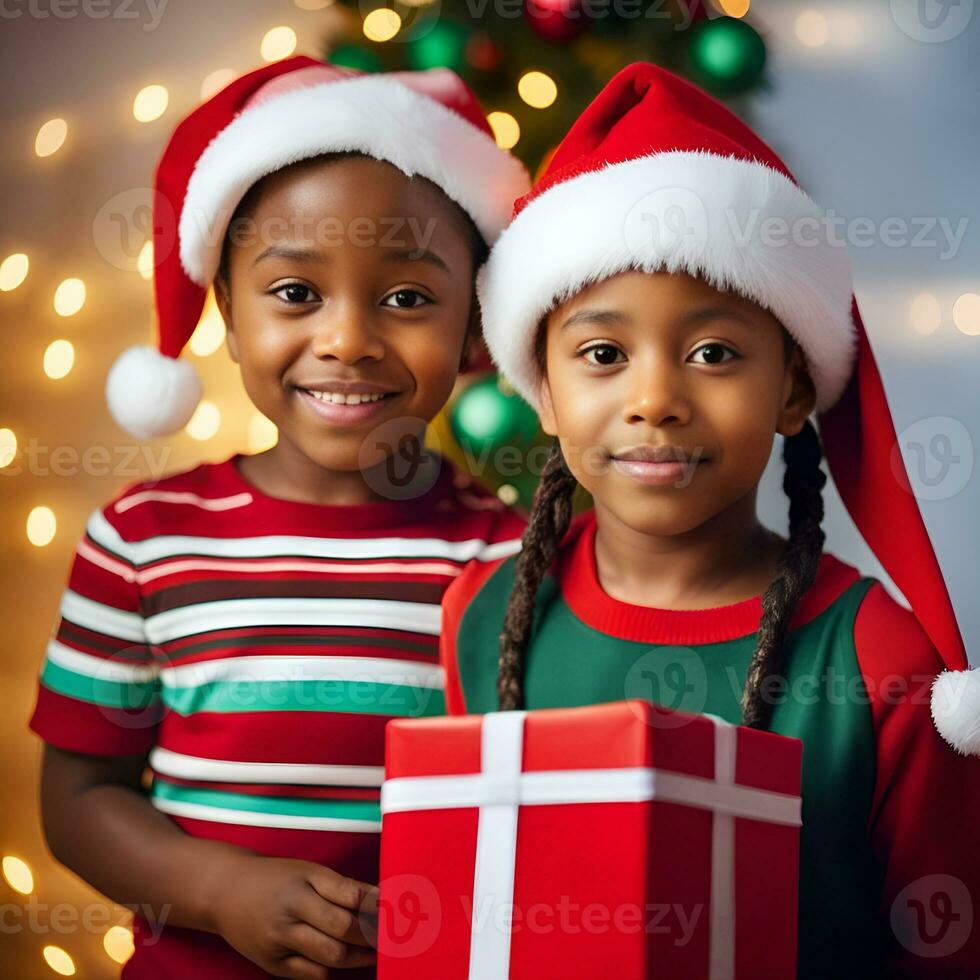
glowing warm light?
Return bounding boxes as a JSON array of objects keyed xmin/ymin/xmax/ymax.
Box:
[
  {"xmin": 715, "ymin": 0, "xmax": 750, "ymax": 17},
  {"xmin": 952, "ymin": 292, "xmax": 980, "ymax": 336},
  {"xmin": 261, "ymin": 26, "xmax": 298, "ymax": 61},
  {"xmin": 0, "ymin": 429, "xmax": 16, "ymax": 469},
  {"xmin": 27, "ymin": 507, "xmax": 57, "ymax": 548},
  {"xmin": 186, "ymin": 401, "xmax": 221, "ymax": 441},
  {"xmin": 2, "ymin": 855, "xmax": 34, "ymax": 894},
  {"xmin": 909, "ymin": 293, "xmax": 942, "ymax": 335},
  {"xmin": 43, "ymin": 340, "xmax": 75, "ymax": 380},
  {"xmin": 295, "ymin": 0, "xmax": 334, "ymax": 8},
  {"xmin": 795, "ymin": 10, "xmax": 829, "ymax": 47},
  {"xmin": 517, "ymin": 71, "xmax": 558, "ymax": 109},
  {"xmin": 53, "ymin": 277, "xmax": 85, "ymax": 317},
  {"xmin": 497, "ymin": 484, "xmax": 519, "ymax": 506},
  {"xmin": 189, "ymin": 292, "xmax": 226, "ymax": 356},
  {"xmin": 248, "ymin": 412, "xmax": 279, "ymax": 453},
  {"xmin": 103, "ymin": 925, "xmax": 135, "ymax": 965},
  {"xmin": 363, "ymin": 8, "xmax": 401, "ymax": 42},
  {"xmin": 200, "ymin": 68, "xmax": 237, "ymax": 101},
  {"xmin": 487, "ymin": 111, "xmax": 520, "ymax": 150},
  {"xmin": 137, "ymin": 241, "xmax": 154, "ymax": 280},
  {"xmin": 133, "ymin": 85, "xmax": 169, "ymax": 123},
  {"xmin": 0, "ymin": 253, "xmax": 29, "ymax": 292},
  {"xmin": 35, "ymin": 118, "xmax": 68, "ymax": 157},
  {"xmin": 43, "ymin": 946, "xmax": 75, "ymax": 976}
]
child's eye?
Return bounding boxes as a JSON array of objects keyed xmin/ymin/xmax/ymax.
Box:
[
  {"xmin": 579, "ymin": 343, "xmax": 626, "ymax": 367},
  {"xmin": 273, "ymin": 283, "xmax": 319, "ymax": 304},
  {"xmin": 382, "ymin": 289, "xmax": 431, "ymax": 309},
  {"xmin": 689, "ymin": 342, "xmax": 738, "ymax": 365}
]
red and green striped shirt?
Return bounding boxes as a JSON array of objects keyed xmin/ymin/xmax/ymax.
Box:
[
  {"xmin": 441, "ymin": 509, "xmax": 980, "ymax": 979},
  {"xmin": 29, "ymin": 452, "xmax": 526, "ymax": 978}
]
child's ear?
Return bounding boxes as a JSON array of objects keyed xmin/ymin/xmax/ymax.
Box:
[
  {"xmin": 776, "ymin": 345, "xmax": 817, "ymax": 438},
  {"xmin": 214, "ymin": 276, "xmax": 239, "ymax": 365},
  {"xmin": 459, "ymin": 296, "xmax": 482, "ymax": 372},
  {"xmin": 538, "ymin": 373, "xmax": 558, "ymax": 437}
]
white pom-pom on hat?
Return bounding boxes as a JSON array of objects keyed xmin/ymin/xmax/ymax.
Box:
[
  {"xmin": 106, "ymin": 346, "xmax": 202, "ymax": 440},
  {"xmin": 931, "ymin": 669, "xmax": 980, "ymax": 756}
]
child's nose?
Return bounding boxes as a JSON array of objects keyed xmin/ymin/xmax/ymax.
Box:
[
  {"xmin": 309, "ymin": 304, "xmax": 386, "ymax": 363},
  {"xmin": 622, "ymin": 360, "xmax": 692, "ymax": 426}
]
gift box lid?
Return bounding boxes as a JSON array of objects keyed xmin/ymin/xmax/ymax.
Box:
[{"xmin": 384, "ymin": 701, "xmax": 802, "ymax": 801}]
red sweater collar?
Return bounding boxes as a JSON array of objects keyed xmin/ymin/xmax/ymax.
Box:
[
  {"xmin": 558, "ymin": 510, "xmax": 861, "ymax": 645},
  {"xmin": 207, "ymin": 452, "xmax": 458, "ymax": 531}
]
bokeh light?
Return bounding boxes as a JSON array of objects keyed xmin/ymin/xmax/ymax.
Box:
[
  {"xmin": 35, "ymin": 118, "xmax": 68, "ymax": 158},
  {"xmin": 487, "ymin": 111, "xmax": 520, "ymax": 150},
  {"xmin": 261, "ymin": 26, "xmax": 298, "ymax": 61},
  {"xmin": 0, "ymin": 253, "xmax": 29, "ymax": 292},
  {"xmin": 27, "ymin": 507, "xmax": 57, "ymax": 548},
  {"xmin": 43, "ymin": 340, "xmax": 75, "ymax": 380},
  {"xmin": 133, "ymin": 85, "xmax": 169, "ymax": 122}
]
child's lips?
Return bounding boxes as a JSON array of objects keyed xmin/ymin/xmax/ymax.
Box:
[
  {"xmin": 610, "ymin": 457, "xmax": 706, "ymax": 486},
  {"xmin": 297, "ymin": 387, "xmax": 400, "ymax": 426}
]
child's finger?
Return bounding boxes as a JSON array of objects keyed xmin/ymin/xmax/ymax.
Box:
[
  {"xmin": 287, "ymin": 922, "xmax": 377, "ymax": 969},
  {"xmin": 307, "ymin": 865, "xmax": 378, "ymax": 913},
  {"xmin": 295, "ymin": 888, "xmax": 374, "ymax": 948}
]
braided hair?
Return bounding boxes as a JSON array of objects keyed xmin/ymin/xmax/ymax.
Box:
[
  {"xmin": 496, "ymin": 327, "xmax": 827, "ymax": 731},
  {"xmin": 498, "ymin": 444, "xmax": 578, "ymax": 710}
]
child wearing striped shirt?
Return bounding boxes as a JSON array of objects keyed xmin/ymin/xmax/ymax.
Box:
[{"xmin": 29, "ymin": 58, "xmax": 528, "ymax": 979}]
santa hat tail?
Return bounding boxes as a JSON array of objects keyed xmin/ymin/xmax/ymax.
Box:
[{"xmin": 820, "ymin": 301, "xmax": 976, "ymax": 755}]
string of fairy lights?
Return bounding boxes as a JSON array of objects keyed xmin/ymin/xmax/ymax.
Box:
[{"xmin": 2, "ymin": 1, "xmax": 979, "ymax": 974}]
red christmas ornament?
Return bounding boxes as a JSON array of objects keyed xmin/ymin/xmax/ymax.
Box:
[
  {"xmin": 465, "ymin": 32, "xmax": 504, "ymax": 72},
  {"xmin": 524, "ymin": 0, "xmax": 587, "ymax": 44}
]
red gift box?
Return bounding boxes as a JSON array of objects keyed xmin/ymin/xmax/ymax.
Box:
[{"xmin": 377, "ymin": 700, "xmax": 801, "ymax": 979}]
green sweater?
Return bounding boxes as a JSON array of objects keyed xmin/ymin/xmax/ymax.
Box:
[{"xmin": 440, "ymin": 511, "xmax": 980, "ymax": 978}]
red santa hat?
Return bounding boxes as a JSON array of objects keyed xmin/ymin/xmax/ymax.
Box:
[
  {"xmin": 478, "ymin": 62, "xmax": 978, "ymax": 755},
  {"xmin": 106, "ymin": 56, "xmax": 530, "ymax": 441}
]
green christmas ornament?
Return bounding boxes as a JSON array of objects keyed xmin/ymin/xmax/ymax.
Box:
[
  {"xmin": 687, "ymin": 16, "xmax": 766, "ymax": 95},
  {"xmin": 449, "ymin": 374, "xmax": 540, "ymax": 458},
  {"xmin": 407, "ymin": 19, "xmax": 470, "ymax": 72},
  {"xmin": 327, "ymin": 44, "xmax": 384, "ymax": 73}
]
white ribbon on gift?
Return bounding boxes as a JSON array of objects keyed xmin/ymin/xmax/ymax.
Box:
[{"xmin": 381, "ymin": 711, "xmax": 801, "ymax": 980}]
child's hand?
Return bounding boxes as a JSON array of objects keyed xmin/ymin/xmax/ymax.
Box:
[{"xmin": 210, "ymin": 853, "xmax": 378, "ymax": 978}]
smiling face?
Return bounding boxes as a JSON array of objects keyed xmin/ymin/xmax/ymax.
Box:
[
  {"xmin": 215, "ymin": 153, "xmax": 481, "ymax": 474},
  {"xmin": 537, "ymin": 269, "xmax": 816, "ymax": 538}
]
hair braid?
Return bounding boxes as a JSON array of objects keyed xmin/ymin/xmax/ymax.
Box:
[
  {"xmin": 497, "ymin": 442, "xmax": 578, "ymax": 710},
  {"xmin": 741, "ymin": 418, "xmax": 827, "ymax": 729}
]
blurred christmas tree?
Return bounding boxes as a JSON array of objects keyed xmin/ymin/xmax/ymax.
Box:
[{"xmin": 319, "ymin": 0, "xmax": 768, "ymax": 509}]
